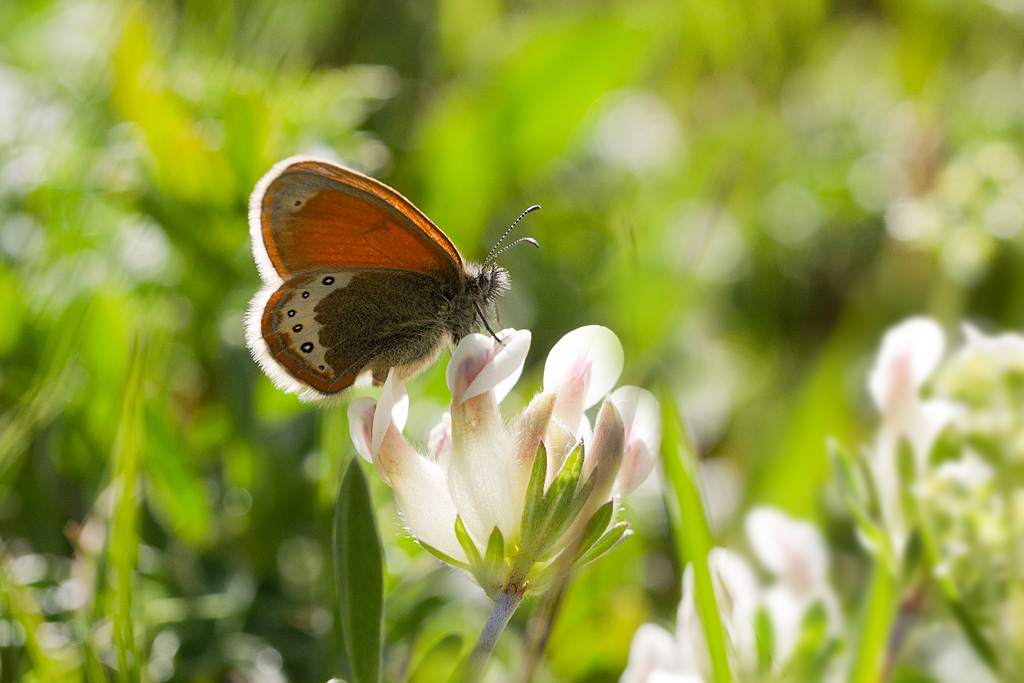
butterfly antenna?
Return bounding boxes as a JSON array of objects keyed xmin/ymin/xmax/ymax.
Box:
[
  {"xmin": 484, "ymin": 205, "xmax": 541, "ymax": 266},
  {"xmin": 485, "ymin": 237, "xmax": 540, "ymax": 265}
]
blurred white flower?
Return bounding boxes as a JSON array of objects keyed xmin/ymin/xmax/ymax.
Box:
[
  {"xmin": 348, "ymin": 326, "xmax": 660, "ymax": 598},
  {"xmin": 850, "ymin": 316, "xmax": 1022, "ymax": 605},
  {"xmin": 867, "ymin": 317, "xmax": 958, "ymax": 553},
  {"xmin": 621, "ymin": 508, "xmax": 840, "ymax": 683}
]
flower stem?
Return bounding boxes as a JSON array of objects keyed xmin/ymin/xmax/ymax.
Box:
[{"xmin": 462, "ymin": 590, "xmax": 524, "ymax": 682}]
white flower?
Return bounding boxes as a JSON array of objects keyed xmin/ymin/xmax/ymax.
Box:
[
  {"xmin": 621, "ymin": 508, "xmax": 841, "ymax": 683},
  {"xmin": 867, "ymin": 317, "xmax": 959, "ymax": 553},
  {"xmin": 348, "ymin": 326, "xmax": 660, "ymax": 597},
  {"xmin": 745, "ymin": 507, "xmax": 841, "ymax": 666}
]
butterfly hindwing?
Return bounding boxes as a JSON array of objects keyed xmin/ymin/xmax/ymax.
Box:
[{"xmin": 254, "ymin": 268, "xmax": 454, "ymax": 398}]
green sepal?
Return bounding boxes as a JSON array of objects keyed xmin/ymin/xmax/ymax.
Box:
[
  {"xmin": 484, "ymin": 526, "xmax": 505, "ymax": 577},
  {"xmin": 829, "ymin": 439, "xmax": 894, "ymax": 570},
  {"xmin": 782, "ymin": 601, "xmax": 835, "ymax": 681},
  {"xmin": 520, "ymin": 442, "xmax": 549, "ymax": 540},
  {"xmin": 542, "ymin": 443, "xmax": 588, "ymax": 542},
  {"xmin": 829, "ymin": 438, "xmax": 867, "ymax": 506},
  {"xmin": 573, "ymin": 501, "xmax": 613, "ymax": 561},
  {"xmin": 544, "ymin": 442, "xmax": 584, "ymax": 514},
  {"xmin": 574, "ymin": 522, "xmax": 630, "ymax": 567},
  {"xmin": 754, "ymin": 606, "xmax": 775, "ymax": 678},
  {"xmin": 454, "ymin": 516, "xmax": 483, "ymax": 569},
  {"xmin": 899, "ymin": 529, "xmax": 924, "ymax": 585},
  {"xmin": 896, "ymin": 438, "xmax": 919, "ymax": 530},
  {"xmin": 418, "ymin": 541, "xmax": 470, "ymax": 570}
]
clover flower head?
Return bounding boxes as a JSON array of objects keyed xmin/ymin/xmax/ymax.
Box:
[{"xmin": 348, "ymin": 325, "xmax": 660, "ymax": 599}]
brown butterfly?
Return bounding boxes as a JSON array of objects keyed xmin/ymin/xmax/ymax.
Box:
[{"xmin": 245, "ymin": 156, "xmax": 538, "ymax": 401}]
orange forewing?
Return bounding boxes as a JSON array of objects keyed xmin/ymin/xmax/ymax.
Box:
[{"xmin": 259, "ymin": 160, "xmax": 463, "ymax": 280}]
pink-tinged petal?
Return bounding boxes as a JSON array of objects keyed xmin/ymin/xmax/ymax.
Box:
[
  {"xmin": 869, "ymin": 317, "xmax": 944, "ymax": 412},
  {"xmin": 544, "ymin": 325, "xmax": 624, "ymax": 411},
  {"xmin": 514, "ymin": 393, "xmax": 557, "ymax": 467},
  {"xmin": 446, "ymin": 330, "xmax": 531, "ymax": 407},
  {"xmin": 427, "ymin": 412, "xmax": 452, "ymax": 470},
  {"xmin": 542, "ymin": 417, "xmax": 579, "ymax": 488},
  {"xmin": 620, "ymin": 623, "xmax": 684, "ymax": 683},
  {"xmin": 585, "ymin": 401, "xmax": 626, "ymax": 503},
  {"xmin": 348, "ymin": 397, "xmax": 377, "ymax": 464},
  {"xmin": 372, "ymin": 369, "xmax": 407, "ymax": 455},
  {"xmin": 745, "ymin": 507, "xmax": 828, "ymax": 593},
  {"xmin": 610, "ymin": 386, "xmax": 661, "ymax": 497},
  {"xmin": 510, "ymin": 393, "xmax": 556, "ymax": 517}
]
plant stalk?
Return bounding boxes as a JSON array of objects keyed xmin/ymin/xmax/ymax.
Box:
[{"xmin": 462, "ymin": 589, "xmax": 525, "ymax": 682}]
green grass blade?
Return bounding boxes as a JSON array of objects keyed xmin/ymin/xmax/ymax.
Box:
[
  {"xmin": 333, "ymin": 458, "xmax": 385, "ymax": 683},
  {"xmin": 109, "ymin": 340, "xmax": 146, "ymax": 683},
  {"xmin": 660, "ymin": 390, "xmax": 732, "ymax": 683},
  {"xmin": 847, "ymin": 562, "xmax": 896, "ymax": 683}
]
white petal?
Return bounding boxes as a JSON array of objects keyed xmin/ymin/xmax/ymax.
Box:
[
  {"xmin": 707, "ymin": 547, "xmax": 760, "ymax": 621},
  {"xmin": 381, "ymin": 442, "xmax": 465, "ymax": 562},
  {"xmin": 933, "ymin": 452, "xmax": 994, "ymax": 488},
  {"xmin": 543, "ymin": 325, "xmax": 624, "ymax": 409},
  {"xmin": 706, "ymin": 548, "xmax": 760, "ymax": 676},
  {"xmin": 868, "ymin": 317, "xmax": 945, "ymax": 410},
  {"xmin": 620, "ymin": 624, "xmax": 683, "ymax": 683},
  {"xmin": 448, "ymin": 391, "xmax": 518, "ymax": 542},
  {"xmin": 745, "ymin": 507, "xmax": 829, "ymax": 592},
  {"xmin": 492, "ymin": 328, "xmax": 529, "ymax": 403},
  {"xmin": 446, "ymin": 330, "xmax": 531, "ymax": 407},
  {"xmin": 348, "ymin": 397, "xmax": 377, "ymax": 463}
]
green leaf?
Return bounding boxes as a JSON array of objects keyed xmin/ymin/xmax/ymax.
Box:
[
  {"xmin": 333, "ymin": 458, "xmax": 384, "ymax": 683},
  {"xmin": 927, "ymin": 426, "xmax": 963, "ymax": 468},
  {"xmin": 454, "ymin": 516, "xmax": 484, "ymax": 569},
  {"xmin": 945, "ymin": 598, "xmax": 998, "ymax": 670},
  {"xmin": 659, "ymin": 390, "xmax": 732, "ymax": 683},
  {"xmin": 847, "ymin": 562, "xmax": 896, "ymax": 683}
]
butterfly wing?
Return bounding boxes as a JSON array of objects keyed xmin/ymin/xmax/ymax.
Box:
[
  {"xmin": 249, "ymin": 156, "xmax": 464, "ymax": 282},
  {"xmin": 246, "ymin": 157, "xmax": 463, "ymax": 400},
  {"xmin": 249, "ymin": 268, "xmax": 452, "ymax": 399}
]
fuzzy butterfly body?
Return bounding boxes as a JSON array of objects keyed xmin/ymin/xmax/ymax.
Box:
[{"xmin": 246, "ymin": 157, "xmax": 512, "ymax": 402}]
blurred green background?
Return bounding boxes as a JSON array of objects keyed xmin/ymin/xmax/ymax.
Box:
[{"xmin": 2, "ymin": 0, "xmax": 1024, "ymax": 680}]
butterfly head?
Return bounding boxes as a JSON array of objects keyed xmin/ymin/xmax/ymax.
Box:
[{"xmin": 467, "ymin": 261, "xmax": 511, "ymax": 309}]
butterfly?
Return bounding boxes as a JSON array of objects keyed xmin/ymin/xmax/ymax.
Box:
[{"xmin": 245, "ymin": 156, "xmax": 538, "ymax": 402}]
